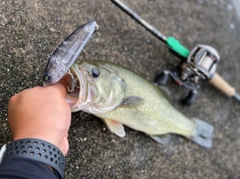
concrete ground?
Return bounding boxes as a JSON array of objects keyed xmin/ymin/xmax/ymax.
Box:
[{"xmin": 1, "ymin": 0, "xmax": 240, "ymax": 178}]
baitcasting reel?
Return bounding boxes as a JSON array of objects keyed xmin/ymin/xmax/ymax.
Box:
[{"xmin": 155, "ymin": 45, "xmax": 220, "ymax": 105}]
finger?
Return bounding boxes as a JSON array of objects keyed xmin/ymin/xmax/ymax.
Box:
[{"xmin": 51, "ymin": 75, "xmax": 70, "ymax": 96}]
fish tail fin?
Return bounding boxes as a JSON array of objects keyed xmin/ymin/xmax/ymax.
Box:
[{"xmin": 190, "ymin": 118, "xmax": 214, "ymax": 148}]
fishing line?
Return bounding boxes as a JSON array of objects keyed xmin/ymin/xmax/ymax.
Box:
[
  {"xmin": 34, "ymin": 60, "xmax": 48, "ymax": 69},
  {"xmin": 89, "ymin": 0, "xmax": 94, "ymax": 21},
  {"xmin": 82, "ymin": 0, "xmax": 100, "ymax": 61}
]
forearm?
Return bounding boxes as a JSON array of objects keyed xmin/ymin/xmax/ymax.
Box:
[{"xmin": 0, "ymin": 156, "xmax": 57, "ymax": 179}]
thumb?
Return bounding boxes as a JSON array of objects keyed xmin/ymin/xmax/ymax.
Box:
[{"xmin": 51, "ymin": 75, "xmax": 70, "ymax": 97}]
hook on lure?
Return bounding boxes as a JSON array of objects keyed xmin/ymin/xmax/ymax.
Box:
[{"xmin": 66, "ymin": 69, "xmax": 77, "ymax": 93}]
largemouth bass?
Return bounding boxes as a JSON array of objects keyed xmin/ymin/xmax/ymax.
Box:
[{"xmin": 64, "ymin": 60, "xmax": 214, "ymax": 148}]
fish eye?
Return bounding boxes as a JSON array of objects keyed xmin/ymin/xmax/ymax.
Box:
[{"xmin": 92, "ymin": 67, "xmax": 100, "ymax": 78}]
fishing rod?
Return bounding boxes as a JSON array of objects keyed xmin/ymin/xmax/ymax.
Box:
[{"xmin": 111, "ymin": 0, "xmax": 240, "ymax": 105}]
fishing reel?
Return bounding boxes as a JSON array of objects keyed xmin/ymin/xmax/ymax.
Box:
[{"xmin": 155, "ymin": 45, "xmax": 220, "ymax": 105}]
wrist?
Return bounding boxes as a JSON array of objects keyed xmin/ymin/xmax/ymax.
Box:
[
  {"xmin": 0, "ymin": 138, "xmax": 66, "ymax": 179},
  {"xmin": 12, "ymin": 134, "xmax": 64, "ymax": 154}
]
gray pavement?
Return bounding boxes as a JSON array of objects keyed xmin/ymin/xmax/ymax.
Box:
[{"xmin": 1, "ymin": 0, "xmax": 240, "ymax": 178}]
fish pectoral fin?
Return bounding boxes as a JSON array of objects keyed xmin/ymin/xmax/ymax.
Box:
[
  {"xmin": 102, "ymin": 119, "xmax": 126, "ymax": 137},
  {"xmin": 121, "ymin": 96, "xmax": 143, "ymax": 107}
]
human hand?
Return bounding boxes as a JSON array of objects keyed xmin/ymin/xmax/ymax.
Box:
[{"xmin": 7, "ymin": 79, "xmax": 71, "ymax": 155}]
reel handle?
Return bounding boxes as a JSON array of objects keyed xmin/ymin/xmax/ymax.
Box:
[{"xmin": 209, "ymin": 73, "xmax": 235, "ymax": 97}]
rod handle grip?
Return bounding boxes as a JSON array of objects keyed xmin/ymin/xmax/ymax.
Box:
[{"xmin": 209, "ymin": 73, "xmax": 235, "ymax": 97}]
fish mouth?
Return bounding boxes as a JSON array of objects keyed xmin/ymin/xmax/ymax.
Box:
[{"xmin": 65, "ymin": 63, "xmax": 97, "ymax": 112}]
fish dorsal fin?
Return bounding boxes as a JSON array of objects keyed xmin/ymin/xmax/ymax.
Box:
[
  {"xmin": 121, "ymin": 96, "xmax": 143, "ymax": 107},
  {"xmin": 102, "ymin": 119, "xmax": 126, "ymax": 137}
]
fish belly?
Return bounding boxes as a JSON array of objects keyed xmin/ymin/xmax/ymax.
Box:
[{"xmin": 99, "ymin": 98, "xmax": 195, "ymax": 138}]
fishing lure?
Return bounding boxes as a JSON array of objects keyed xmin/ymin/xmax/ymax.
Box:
[{"xmin": 43, "ymin": 20, "xmax": 98, "ymax": 86}]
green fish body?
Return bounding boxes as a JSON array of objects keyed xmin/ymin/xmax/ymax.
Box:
[{"xmin": 67, "ymin": 60, "xmax": 214, "ymax": 148}]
